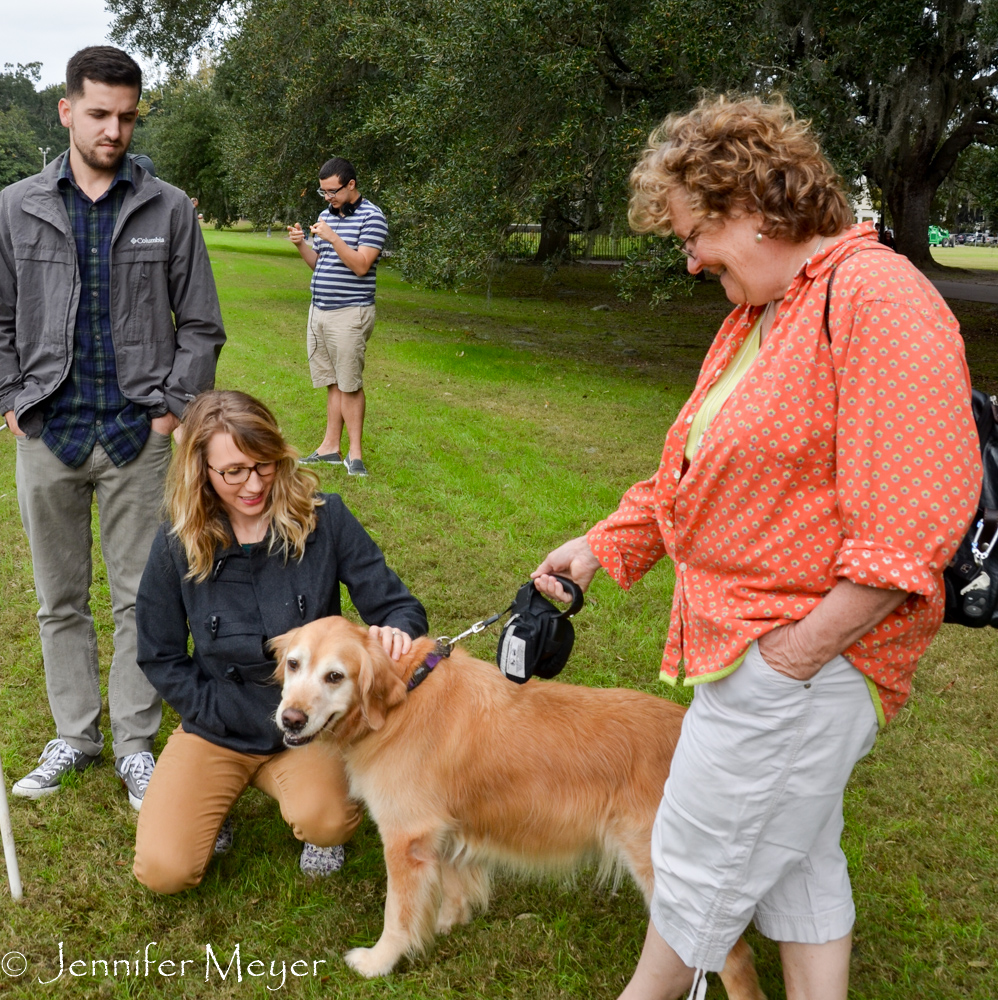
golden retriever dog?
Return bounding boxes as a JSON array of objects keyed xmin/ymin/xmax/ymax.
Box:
[{"xmin": 272, "ymin": 616, "xmax": 764, "ymax": 999}]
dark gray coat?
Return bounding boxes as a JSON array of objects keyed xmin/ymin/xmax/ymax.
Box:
[
  {"xmin": 135, "ymin": 494, "xmax": 427, "ymax": 754},
  {"xmin": 0, "ymin": 153, "xmax": 225, "ymax": 431}
]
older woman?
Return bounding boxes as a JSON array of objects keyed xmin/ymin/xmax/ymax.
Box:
[
  {"xmin": 133, "ymin": 390, "xmax": 426, "ymax": 892},
  {"xmin": 534, "ymin": 97, "xmax": 982, "ymax": 1000}
]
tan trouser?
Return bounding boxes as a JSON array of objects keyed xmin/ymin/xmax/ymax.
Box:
[{"xmin": 134, "ymin": 726, "xmax": 362, "ymax": 894}]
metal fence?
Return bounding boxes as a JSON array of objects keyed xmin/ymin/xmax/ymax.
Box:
[{"xmin": 506, "ymin": 224, "xmax": 651, "ymax": 261}]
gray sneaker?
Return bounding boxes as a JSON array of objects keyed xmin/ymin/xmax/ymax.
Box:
[
  {"xmin": 115, "ymin": 751, "xmax": 155, "ymax": 811},
  {"xmin": 345, "ymin": 457, "xmax": 368, "ymax": 477},
  {"xmin": 214, "ymin": 816, "xmax": 234, "ymax": 856},
  {"xmin": 299, "ymin": 842, "xmax": 345, "ymax": 875},
  {"xmin": 12, "ymin": 738, "xmax": 101, "ymax": 798}
]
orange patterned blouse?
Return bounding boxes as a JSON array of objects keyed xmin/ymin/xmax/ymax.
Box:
[{"xmin": 587, "ymin": 223, "xmax": 982, "ymax": 724}]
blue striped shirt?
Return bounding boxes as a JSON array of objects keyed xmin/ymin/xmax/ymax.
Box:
[{"xmin": 310, "ymin": 198, "xmax": 387, "ymax": 310}]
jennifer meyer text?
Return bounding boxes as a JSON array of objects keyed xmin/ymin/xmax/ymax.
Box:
[{"xmin": 4, "ymin": 942, "xmax": 328, "ymax": 990}]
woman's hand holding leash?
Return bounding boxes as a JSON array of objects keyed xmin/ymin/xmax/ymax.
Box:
[{"xmin": 531, "ymin": 535, "xmax": 601, "ymax": 604}]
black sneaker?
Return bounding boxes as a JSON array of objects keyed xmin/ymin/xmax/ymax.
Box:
[
  {"xmin": 345, "ymin": 457, "xmax": 368, "ymax": 477},
  {"xmin": 12, "ymin": 739, "xmax": 101, "ymax": 798},
  {"xmin": 115, "ymin": 751, "xmax": 155, "ymax": 811}
]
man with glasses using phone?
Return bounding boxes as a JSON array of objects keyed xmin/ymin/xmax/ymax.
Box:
[{"xmin": 288, "ymin": 157, "xmax": 387, "ymax": 477}]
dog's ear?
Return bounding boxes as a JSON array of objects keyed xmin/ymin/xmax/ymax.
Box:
[
  {"xmin": 357, "ymin": 644, "xmax": 407, "ymax": 731},
  {"xmin": 268, "ymin": 628, "xmax": 301, "ymax": 683}
]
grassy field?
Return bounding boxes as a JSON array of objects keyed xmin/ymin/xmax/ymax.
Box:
[
  {"xmin": 0, "ymin": 233, "xmax": 996, "ymax": 999},
  {"xmin": 930, "ymin": 245, "xmax": 998, "ymax": 271}
]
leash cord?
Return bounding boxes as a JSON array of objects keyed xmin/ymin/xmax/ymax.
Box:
[{"xmin": 436, "ymin": 603, "xmax": 515, "ymax": 649}]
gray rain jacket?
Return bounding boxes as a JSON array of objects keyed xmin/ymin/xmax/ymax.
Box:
[{"xmin": 0, "ymin": 153, "xmax": 225, "ymax": 434}]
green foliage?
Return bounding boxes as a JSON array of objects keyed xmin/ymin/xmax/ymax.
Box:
[
  {"xmin": 0, "ymin": 105, "xmax": 41, "ymax": 186},
  {"xmin": 213, "ymin": 0, "xmax": 366, "ymax": 227},
  {"xmin": 107, "ymin": 0, "xmax": 998, "ymax": 279},
  {"xmin": 935, "ymin": 143, "xmax": 998, "ymax": 228},
  {"xmin": 141, "ymin": 73, "xmax": 238, "ymax": 225},
  {"xmin": 0, "ymin": 63, "xmax": 65, "ymax": 180},
  {"xmin": 612, "ymin": 235, "xmax": 693, "ymax": 308},
  {"xmin": 111, "ymin": 0, "xmax": 762, "ymax": 284},
  {"xmin": 108, "ymin": 0, "xmax": 237, "ymax": 71}
]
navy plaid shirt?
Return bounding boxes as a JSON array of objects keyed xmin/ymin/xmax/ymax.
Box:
[{"xmin": 43, "ymin": 156, "xmax": 151, "ymax": 468}]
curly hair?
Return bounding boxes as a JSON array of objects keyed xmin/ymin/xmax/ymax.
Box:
[
  {"xmin": 166, "ymin": 391, "xmax": 322, "ymax": 582},
  {"xmin": 629, "ymin": 95, "xmax": 853, "ymax": 243}
]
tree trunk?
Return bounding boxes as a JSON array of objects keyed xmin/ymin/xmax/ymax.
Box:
[
  {"xmin": 535, "ymin": 200, "xmax": 571, "ymax": 262},
  {"xmin": 883, "ymin": 169, "xmax": 935, "ymax": 268}
]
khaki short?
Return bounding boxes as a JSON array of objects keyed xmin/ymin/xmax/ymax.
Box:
[
  {"xmin": 306, "ymin": 303, "xmax": 375, "ymax": 391},
  {"xmin": 649, "ymin": 641, "xmax": 879, "ymax": 971}
]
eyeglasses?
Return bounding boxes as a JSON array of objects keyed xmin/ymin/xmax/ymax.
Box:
[
  {"xmin": 316, "ymin": 183, "xmax": 346, "ymax": 200},
  {"xmin": 207, "ymin": 462, "xmax": 277, "ymax": 485},
  {"xmin": 677, "ymin": 227, "xmax": 702, "ymax": 259}
]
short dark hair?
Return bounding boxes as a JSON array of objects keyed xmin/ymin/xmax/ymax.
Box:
[
  {"xmin": 319, "ymin": 157, "xmax": 356, "ymax": 186},
  {"xmin": 66, "ymin": 46, "xmax": 142, "ymax": 100}
]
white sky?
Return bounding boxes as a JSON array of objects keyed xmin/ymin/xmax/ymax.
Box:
[{"xmin": 0, "ymin": 0, "xmax": 159, "ymax": 89}]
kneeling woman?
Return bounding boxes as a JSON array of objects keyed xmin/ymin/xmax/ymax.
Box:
[{"xmin": 133, "ymin": 391, "xmax": 426, "ymax": 892}]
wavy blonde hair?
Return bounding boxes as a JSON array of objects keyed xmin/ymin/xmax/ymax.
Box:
[
  {"xmin": 167, "ymin": 391, "xmax": 322, "ymax": 582},
  {"xmin": 629, "ymin": 95, "xmax": 853, "ymax": 243}
]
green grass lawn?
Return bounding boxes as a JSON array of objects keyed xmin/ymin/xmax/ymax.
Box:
[
  {"xmin": 0, "ymin": 233, "xmax": 996, "ymax": 999},
  {"xmin": 930, "ymin": 245, "xmax": 998, "ymax": 271}
]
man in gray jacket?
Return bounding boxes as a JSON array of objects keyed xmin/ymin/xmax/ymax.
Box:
[{"xmin": 0, "ymin": 46, "xmax": 225, "ymax": 809}]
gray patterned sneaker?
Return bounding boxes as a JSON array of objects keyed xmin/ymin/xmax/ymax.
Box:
[
  {"xmin": 345, "ymin": 457, "xmax": 368, "ymax": 477},
  {"xmin": 115, "ymin": 751, "xmax": 155, "ymax": 811},
  {"xmin": 214, "ymin": 816, "xmax": 234, "ymax": 856},
  {"xmin": 12, "ymin": 739, "xmax": 101, "ymax": 798},
  {"xmin": 299, "ymin": 842, "xmax": 345, "ymax": 875}
]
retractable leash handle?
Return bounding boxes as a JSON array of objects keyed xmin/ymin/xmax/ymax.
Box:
[
  {"xmin": 551, "ymin": 575, "xmax": 585, "ymax": 618},
  {"xmin": 496, "ymin": 575, "xmax": 585, "ymax": 684}
]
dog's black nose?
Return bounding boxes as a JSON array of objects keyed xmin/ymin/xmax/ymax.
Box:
[{"xmin": 281, "ymin": 708, "xmax": 308, "ymax": 732}]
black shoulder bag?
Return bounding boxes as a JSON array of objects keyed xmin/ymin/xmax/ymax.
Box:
[{"xmin": 943, "ymin": 389, "xmax": 998, "ymax": 627}]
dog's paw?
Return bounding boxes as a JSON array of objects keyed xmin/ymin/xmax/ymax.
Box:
[
  {"xmin": 344, "ymin": 946, "xmax": 396, "ymax": 979},
  {"xmin": 435, "ymin": 899, "xmax": 473, "ymax": 935}
]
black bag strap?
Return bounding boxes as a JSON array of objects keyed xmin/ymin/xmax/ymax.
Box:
[{"xmin": 822, "ymin": 246, "xmax": 887, "ymax": 344}]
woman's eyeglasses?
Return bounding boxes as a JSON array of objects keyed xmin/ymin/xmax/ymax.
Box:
[
  {"xmin": 207, "ymin": 462, "xmax": 277, "ymax": 485},
  {"xmin": 678, "ymin": 227, "xmax": 701, "ymax": 259}
]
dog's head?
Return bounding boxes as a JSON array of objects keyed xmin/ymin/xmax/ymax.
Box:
[{"xmin": 272, "ymin": 616, "xmax": 410, "ymax": 747}]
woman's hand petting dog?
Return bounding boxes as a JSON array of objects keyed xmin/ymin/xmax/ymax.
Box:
[{"xmin": 368, "ymin": 625, "xmax": 412, "ymax": 661}]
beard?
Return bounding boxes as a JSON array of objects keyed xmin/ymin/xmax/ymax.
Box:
[{"xmin": 74, "ymin": 136, "xmax": 128, "ymax": 173}]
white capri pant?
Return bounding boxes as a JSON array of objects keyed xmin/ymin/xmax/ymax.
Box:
[{"xmin": 650, "ymin": 640, "xmax": 880, "ymax": 972}]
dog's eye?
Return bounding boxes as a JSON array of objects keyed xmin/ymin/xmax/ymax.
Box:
[
  {"xmin": 286, "ymin": 658, "xmax": 299, "ymax": 672},
  {"xmin": 325, "ymin": 671, "xmax": 344, "ymax": 685}
]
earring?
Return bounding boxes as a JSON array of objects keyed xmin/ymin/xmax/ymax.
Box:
[{"xmin": 755, "ymin": 233, "xmax": 763, "ymax": 243}]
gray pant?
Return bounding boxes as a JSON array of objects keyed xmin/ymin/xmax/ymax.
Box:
[{"xmin": 15, "ymin": 432, "xmax": 172, "ymax": 759}]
